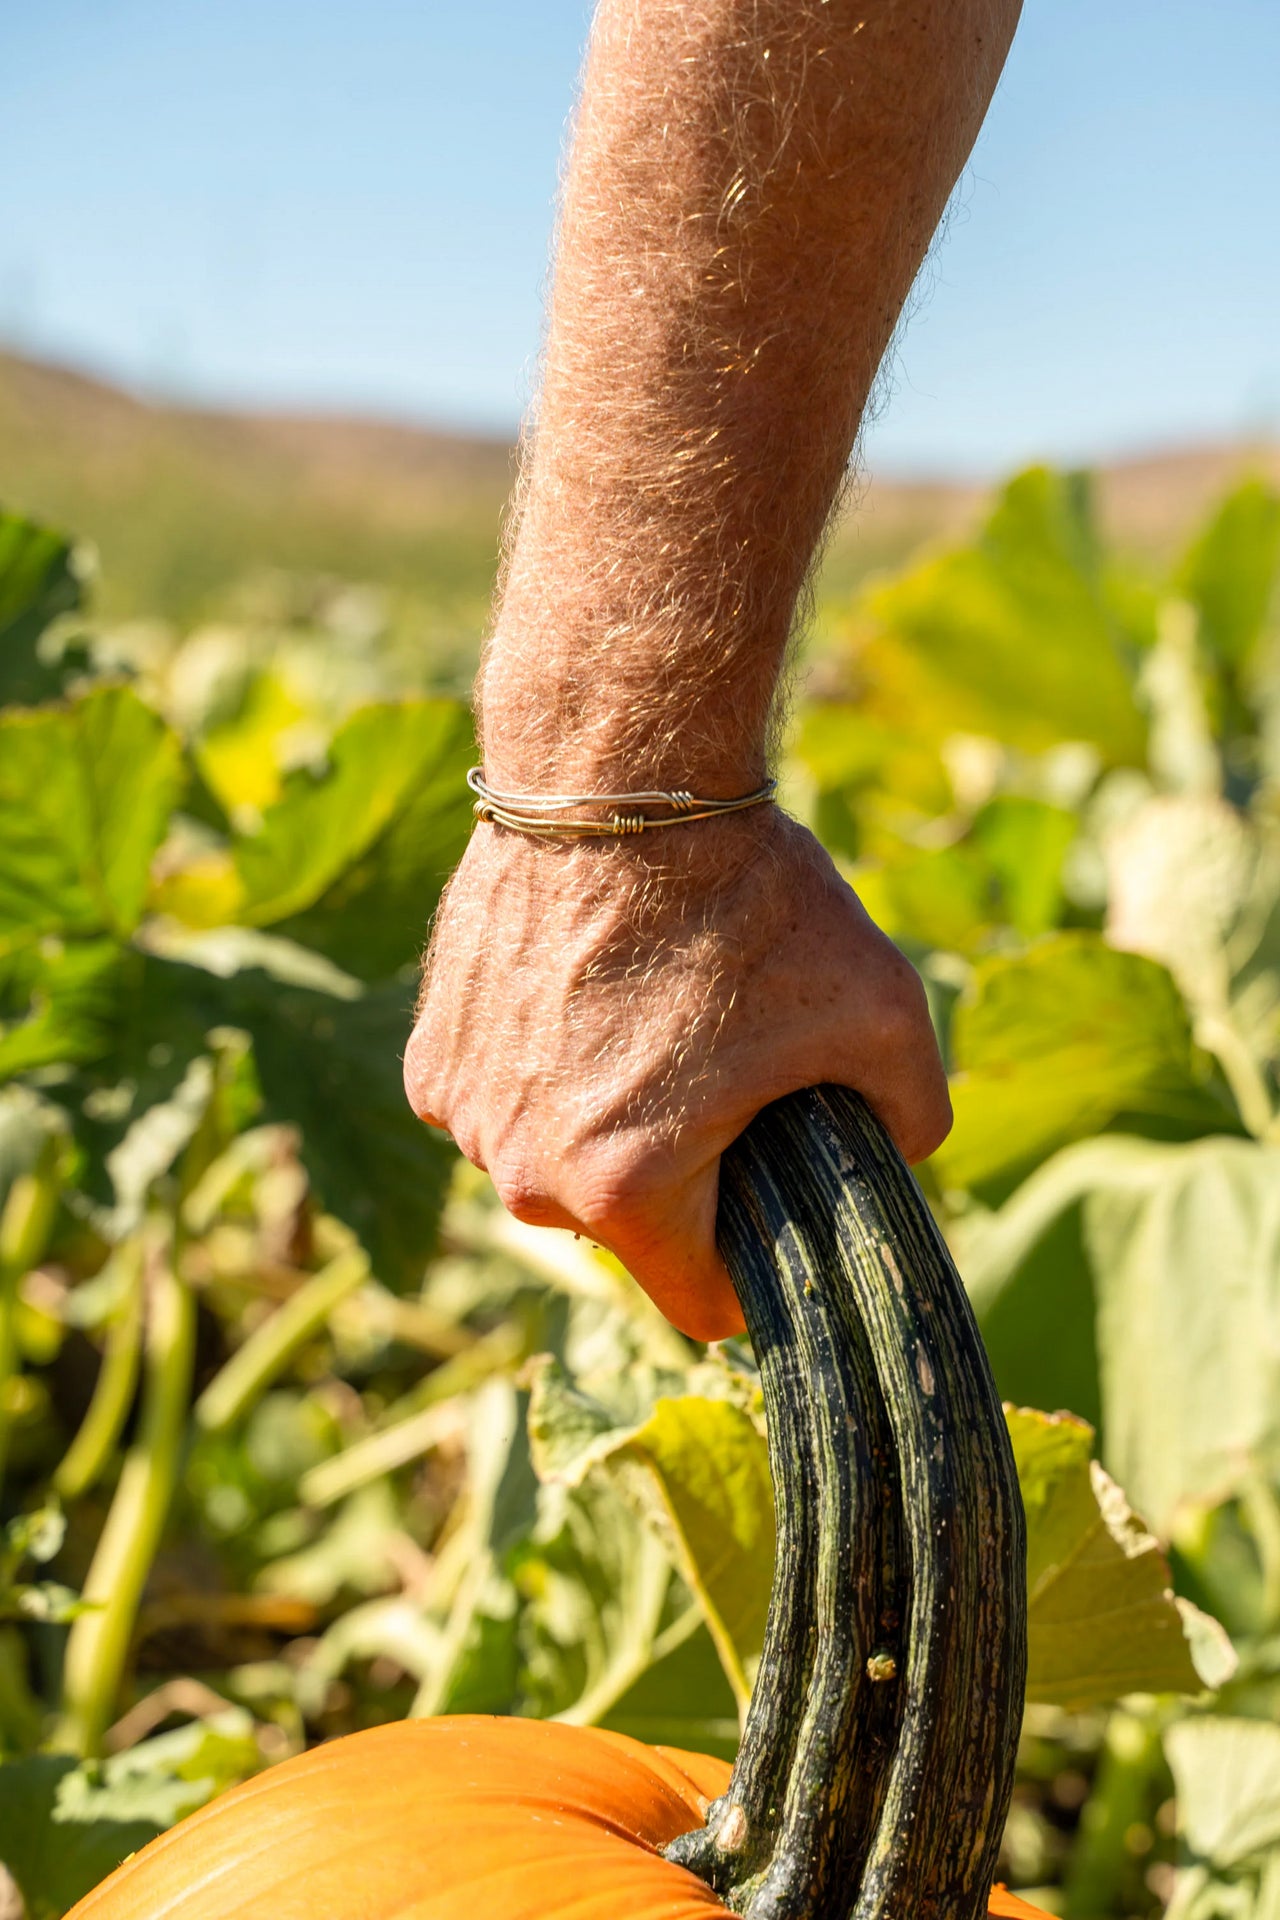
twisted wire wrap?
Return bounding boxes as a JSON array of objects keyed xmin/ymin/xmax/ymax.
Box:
[{"xmin": 466, "ymin": 767, "xmax": 776, "ymax": 839}]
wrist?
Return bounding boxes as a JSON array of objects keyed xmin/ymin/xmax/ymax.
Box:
[{"xmin": 478, "ymin": 654, "xmax": 772, "ymax": 801}]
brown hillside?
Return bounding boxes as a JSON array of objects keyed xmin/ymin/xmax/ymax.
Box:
[{"xmin": 1, "ymin": 348, "xmax": 1276, "ymax": 630}]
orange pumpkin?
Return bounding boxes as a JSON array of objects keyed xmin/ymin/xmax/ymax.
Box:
[{"xmin": 67, "ymin": 1717, "xmax": 1051, "ymax": 1920}]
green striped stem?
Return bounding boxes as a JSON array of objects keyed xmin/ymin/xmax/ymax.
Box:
[
  {"xmin": 665, "ymin": 1087, "xmax": 1026, "ymax": 1920},
  {"xmin": 0, "ymin": 1140, "xmax": 63, "ymax": 1497},
  {"xmin": 55, "ymin": 1240, "xmax": 196, "ymax": 1757},
  {"xmin": 53, "ymin": 1236, "xmax": 145, "ymax": 1502},
  {"xmin": 194, "ymin": 1247, "xmax": 369, "ymax": 1435}
]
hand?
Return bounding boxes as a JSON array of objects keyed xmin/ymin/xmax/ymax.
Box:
[{"xmin": 404, "ymin": 808, "xmax": 951, "ymax": 1341}]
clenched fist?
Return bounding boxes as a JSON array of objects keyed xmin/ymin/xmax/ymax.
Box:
[{"xmin": 404, "ymin": 808, "xmax": 950, "ymax": 1341}]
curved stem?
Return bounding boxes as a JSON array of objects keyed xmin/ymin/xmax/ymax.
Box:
[
  {"xmin": 54, "ymin": 1238, "xmax": 196, "ymax": 1757},
  {"xmin": 0, "ymin": 1142, "xmax": 62, "ymax": 1497},
  {"xmin": 666, "ymin": 1087, "xmax": 1026, "ymax": 1920},
  {"xmin": 194, "ymin": 1247, "xmax": 368, "ymax": 1435},
  {"xmin": 53, "ymin": 1237, "xmax": 145, "ymax": 1502}
]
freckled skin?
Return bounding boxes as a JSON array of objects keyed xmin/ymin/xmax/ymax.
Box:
[{"xmin": 406, "ymin": 809, "xmax": 949, "ymax": 1339}]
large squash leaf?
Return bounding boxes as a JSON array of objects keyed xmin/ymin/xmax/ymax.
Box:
[
  {"xmin": 854, "ymin": 795, "xmax": 1077, "ymax": 958},
  {"xmin": 936, "ymin": 934, "xmax": 1237, "ymax": 1193},
  {"xmin": 856, "ymin": 468, "xmax": 1148, "ymax": 766},
  {"xmin": 960, "ymin": 1134, "xmax": 1280, "ymax": 1538},
  {"xmin": 1165, "ymin": 1718, "xmax": 1280, "ymax": 1920},
  {"xmin": 528, "ymin": 1358, "xmax": 1222, "ymax": 1717},
  {"xmin": 0, "ymin": 685, "xmax": 183, "ymax": 944},
  {"xmin": 50, "ymin": 940, "xmax": 451, "ymax": 1290},
  {"xmin": 529, "ymin": 1363, "xmax": 773, "ymax": 1710},
  {"xmin": 1010, "ymin": 1407, "xmax": 1230, "ymax": 1709},
  {"xmin": 614, "ymin": 1396, "xmax": 775, "ymax": 1707},
  {"xmin": 600, "ymin": 1607, "xmax": 741, "ymax": 1760},
  {"xmin": 0, "ymin": 510, "xmax": 86, "ymax": 706},
  {"xmin": 1088, "ymin": 1136, "xmax": 1280, "ymax": 1535},
  {"xmin": 1177, "ymin": 477, "xmax": 1280, "ymax": 672},
  {"xmin": 234, "ymin": 699, "xmax": 474, "ymax": 980},
  {"xmin": 0, "ymin": 1715, "xmax": 258, "ymax": 1920},
  {"xmin": 514, "ymin": 1478, "xmax": 675, "ymax": 1729},
  {"xmin": 0, "ymin": 936, "xmax": 124, "ymax": 1082}
]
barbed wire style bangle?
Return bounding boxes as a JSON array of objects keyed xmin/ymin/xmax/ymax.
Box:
[{"xmin": 466, "ymin": 766, "xmax": 777, "ymax": 838}]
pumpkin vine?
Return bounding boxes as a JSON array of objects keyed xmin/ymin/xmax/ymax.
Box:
[{"xmin": 665, "ymin": 1085, "xmax": 1027, "ymax": 1920}]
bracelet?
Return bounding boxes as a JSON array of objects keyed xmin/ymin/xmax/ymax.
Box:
[{"xmin": 467, "ymin": 766, "xmax": 777, "ymax": 839}]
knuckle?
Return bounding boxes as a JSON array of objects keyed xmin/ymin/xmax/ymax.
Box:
[
  {"xmin": 402, "ymin": 1028, "xmax": 444, "ymax": 1125},
  {"xmin": 564, "ymin": 1139, "xmax": 658, "ymax": 1226},
  {"xmin": 867, "ymin": 952, "xmax": 933, "ymax": 1054},
  {"xmin": 900, "ymin": 1082, "xmax": 954, "ymax": 1165},
  {"xmin": 490, "ymin": 1157, "xmax": 553, "ymax": 1226}
]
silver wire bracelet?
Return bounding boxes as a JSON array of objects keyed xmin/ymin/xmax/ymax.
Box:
[{"xmin": 466, "ymin": 766, "xmax": 777, "ymax": 838}]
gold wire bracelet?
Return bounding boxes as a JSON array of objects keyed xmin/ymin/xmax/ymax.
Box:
[{"xmin": 466, "ymin": 767, "xmax": 777, "ymax": 839}]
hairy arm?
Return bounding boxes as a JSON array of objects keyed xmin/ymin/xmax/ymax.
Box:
[{"xmin": 407, "ymin": 0, "xmax": 1022, "ymax": 1338}]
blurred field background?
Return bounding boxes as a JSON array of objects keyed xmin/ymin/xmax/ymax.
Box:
[
  {"xmin": 2, "ymin": 339, "xmax": 1279, "ymax": 1918},
  {"xmin": 5, "ymin": 344, "xmax": 1278, "ymax": 669},
  {"xmin": 3, "ymin": 2, "xmax": 1280, "ymax": 1915}
]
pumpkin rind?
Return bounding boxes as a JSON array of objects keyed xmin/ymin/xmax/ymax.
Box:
[
  {"xmin": 67, "ymin": 1717, "xmax": 733, "ymax": 1920},
  {"xmin": 65, "ymin": 1717, "xmax": 1055, "ymax": 1920}
]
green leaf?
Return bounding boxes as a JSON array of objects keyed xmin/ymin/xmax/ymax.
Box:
[
  {"xmin": 1178, "ymin": 478, "xmax": 1280, "ymax": 671},
  {"xmin": 854, "ymin": 844, "xmax": 995, "ymax": 958},
  {"xmin": 1087, "ymin": 1136, "xmax": 1280, "ymax": 1535},
  {"xmin": 0, "ymin": 937, "xmax": 125, "ymax": 1082},
  {"xmin": 1166, "ymin": 1716, "xmax": 1280, "ymax": 1868},
  {"xmin": 3, "ymin": 1501, "xmax": 65, "ymax": 1569},
  {"xmin": 0, "ymin": 686, "xmax": 183, "ymax": 945},
  {"xmin": 859, "ymin": 468, "xmax": 1147, "ymax": 766},
  {"xmin": 238, "ymin": 972, "xmax": 452, "ymax": 1288},
  {"xmin": 1009, "ymin": 1406, "xmax": 1228, "ymax": 1708},
  {"xmin": 0, "ymin": 1088, "xmax": 67, "ymax": 1216},
  {"xmin": 970, "ymin": 795, "xmax": 1077, "ymax": 941},
  {"xmin": 4, "ymin": 1581, "xmax": 93, "ymax": 1625},
  {"xmin": 616, "ymin": 1397, "xmax": 774, "ymax": 1706},
  {"xmin": 937, "ymin": 934, "xmax": 1236, "ymax": 1192},
  {"xmin": 0, "ymin": 511, "xmax": 86, "ymax": 707},
  {"xmin": 235, "ymin": 699, "xmax": 475, "ymax": 980},
  {"xmin": 1165, "ymin": 1717, "xmax": 1280, "ymax": 1920},
  {"xmin": 600, "ymin": 1606, "xmax": 741, "ymax": 1760},
  {"xmin": 960, "ymin": 1133, "xmax": 1280, "ymax": 1535},
  {"xmin": 0, "ymin": 1725, "xmax": 253, "ymax": 1920},
  {"xmin": 0, "ymin": 1753, "xmax": 160, "ymax": 1917},
  {"xmin": 853, "ymin": 797, "xmax": 1076, "ymax": 959},
  {"xmin": 103, "ymin": 1052, "xmax": 222, "ymax": 1231},
  {"xmin": 257, "ymin": 1482, "xmax": 402, "ymax": 1607},
  {"xmin": 515, "ymin": 1479, "xmax": 675, "ymax": 1727},
  {"xmin": 957, "ymin": 1167, "xmax": 1103, "ymax": 1432},
  {"xmin": 528, "ymin": 1363, "xmax": 773, "ymax": 1712},
  {"xmin": 63, "ymin": 949, "xmax": 451, "ymax": 1289}
]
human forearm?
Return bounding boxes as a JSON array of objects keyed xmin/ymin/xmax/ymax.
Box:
[
  {"xmin": 408, "ymin": 0, "xmax": 1021, "ymax": 1339},
  {"xmin": 482, "ymin": 0, "xmax": 1022, "ymax": 791}
]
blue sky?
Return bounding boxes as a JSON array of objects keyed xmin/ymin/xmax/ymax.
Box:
[{"xmin": 5, "ymin": 0, "xmax": 1278, "ymax": 474}]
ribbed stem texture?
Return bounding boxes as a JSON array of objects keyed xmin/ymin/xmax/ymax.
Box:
[{"xmin": 665, "ymin": 1086, "xmax": 1026, "ymax": 1920}]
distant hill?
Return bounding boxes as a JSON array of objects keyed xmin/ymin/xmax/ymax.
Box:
[
  {"xmin": 2, "ymin": 348, "xmax": 1277, "ymax": 641},
  {"xmin": 0, "ymin": 351, "xmax": 513, "ymax": 637}
]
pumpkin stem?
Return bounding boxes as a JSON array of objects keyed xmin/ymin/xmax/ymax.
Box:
[{"xmin": 664, "ymin": 1087, "xmax": 1026, "ymax": 1920}]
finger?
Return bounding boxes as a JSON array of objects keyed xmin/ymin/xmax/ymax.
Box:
[
  {"xmin": 402, "ymin": 1022, "xmax": 447, "ymax": 1132},
  {"xmin": 821, "ymin": 945, "xmax": 952, "ymax": 1165},
  {"xmin": 582, "ymin": 1164, "xmax": 747, "ymax": 1344},
  {"xmin": 492, "ymin": 1139, "xmax": 747, "ymax": 1342}
]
